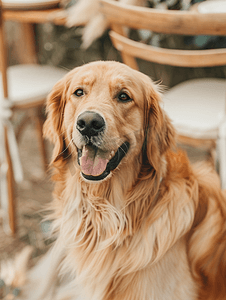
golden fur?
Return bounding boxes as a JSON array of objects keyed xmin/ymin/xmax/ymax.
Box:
[{"xmin": 44, "ymin": 61, "xmax": 226, "ymax": 300}]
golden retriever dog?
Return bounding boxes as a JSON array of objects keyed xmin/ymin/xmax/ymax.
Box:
[{"xmin": 44, "ymin": 61, "xmax": 226, "ymax": 300}]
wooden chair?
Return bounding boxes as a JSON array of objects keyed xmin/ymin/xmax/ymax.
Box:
[
  {"xmin": 0, "ymin": 0, "xmax": 67, "ymax": 234},
  {"xmin": 100, "ymin": 0, "xmax": 226, "ymax": 188}
]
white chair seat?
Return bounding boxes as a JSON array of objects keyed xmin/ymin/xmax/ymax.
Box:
[
  {"xmin": 0, "ymin": 64, "xmax": 68, "ymax": 106},
  {"xmin": 162, "ymin": 78, "xmax": 226, "ymax": 139}
]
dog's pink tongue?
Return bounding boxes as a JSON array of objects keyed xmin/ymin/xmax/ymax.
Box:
[{"xmin": 80, "ymin": 145, "xmax": 109, "ymax": 176}]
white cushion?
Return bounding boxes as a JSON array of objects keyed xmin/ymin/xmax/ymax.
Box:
[
  {"xmin": 162, "ymin": 78, "xmax": 226, "ymax": 139},
  {"xmin": 0, "ymin": 64, "xmax": 68, "ymax": 106}
]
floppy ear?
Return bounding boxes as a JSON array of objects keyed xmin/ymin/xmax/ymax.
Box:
[
  {"xmin": 143, "ymin": 80, "xmax": 176, "ymax": 172},
  {"xmin": 43, "ymin": 74, "xmax": 70, "ymax": 165}
]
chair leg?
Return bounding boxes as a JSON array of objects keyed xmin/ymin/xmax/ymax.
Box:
[
  {"xmin": 33, "ymin": 107, "xmax": 48, "ymax": 172},
  {"xmin": 4, "ymin": 127, "xmax": 16, "ymax": 235}
]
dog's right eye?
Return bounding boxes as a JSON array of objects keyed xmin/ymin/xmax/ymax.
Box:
[{"xmin": 74, "ymin": 89, "xmax": 84, "ymax": 97}]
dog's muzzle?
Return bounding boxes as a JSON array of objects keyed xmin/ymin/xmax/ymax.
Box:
[{"xmin": 76, "ymin": 111, "xmax": 130, "ymax": 181}]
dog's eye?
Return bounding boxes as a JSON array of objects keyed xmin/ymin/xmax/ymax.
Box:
[
  {"xmin": 118, "ymin": 92, "xmax": 132, "ymax": 103},
  {"xmin": 74, "ymin": 88, "xmax": 84, "ymax": 97}
]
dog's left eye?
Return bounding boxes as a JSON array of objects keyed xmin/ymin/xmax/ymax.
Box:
[
  {"xmin": 118, "ymin": 92, "xmax": 132, "ymax": 103},
  {"xmin": 74, "ymin": 88, "xmax": 84, "ymax": 97}
]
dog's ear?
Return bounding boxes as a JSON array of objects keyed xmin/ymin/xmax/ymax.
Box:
[
  {"xmin": 43, "ymin": 73, "xmax": 71, "ymax": 164},
  {"xmin": 143, "ymin": 78, "xmax": 176, "ymax": 172}
]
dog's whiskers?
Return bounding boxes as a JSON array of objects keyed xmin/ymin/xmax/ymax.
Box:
[
  {"xmin": 57, "ymin": 138, "xmax": 74, "ymax": 157},
  {"xmin": 56, "ymin": 128, "xmax": 68, "ymax": 139}
]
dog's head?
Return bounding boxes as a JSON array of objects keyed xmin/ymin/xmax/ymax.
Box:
[{"xmin": 44, "ymin": 61, "xmax": 175, "ymax": 182}]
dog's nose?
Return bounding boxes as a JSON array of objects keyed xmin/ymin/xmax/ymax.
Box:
[{"xmin": 76, "ymin": 111, "xmax": 105, "ymax": 137}]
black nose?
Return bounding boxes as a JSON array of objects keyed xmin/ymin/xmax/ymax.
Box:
[{"xmin": 76, "ymin": 111, "xmax": 105, "ymax": 137}]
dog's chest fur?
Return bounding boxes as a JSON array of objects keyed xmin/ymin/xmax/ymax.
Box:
[
  {"xmin": 57, "ymin": 175, "xmax": 198, "ymax": 300},
  {"xmin": 62, "ymin": 225, "xmax": 197, "ymax": 300},
  {"xmin": 145, "ymin": 239, "xmax": 197, "ymax": 300}
]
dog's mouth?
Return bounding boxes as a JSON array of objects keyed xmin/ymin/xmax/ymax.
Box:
[{"xmin": 77, "ymin": 141, "xmax": 130, "ymax": 181}]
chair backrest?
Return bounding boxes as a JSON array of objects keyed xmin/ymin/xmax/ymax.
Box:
[
  {"xmin": 100, "ymin": 0, "xmax": 226, "ymax": 70},
  {"xmin": 0, "ymin": 0, "xmax": 8, "ymax": 99}
]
